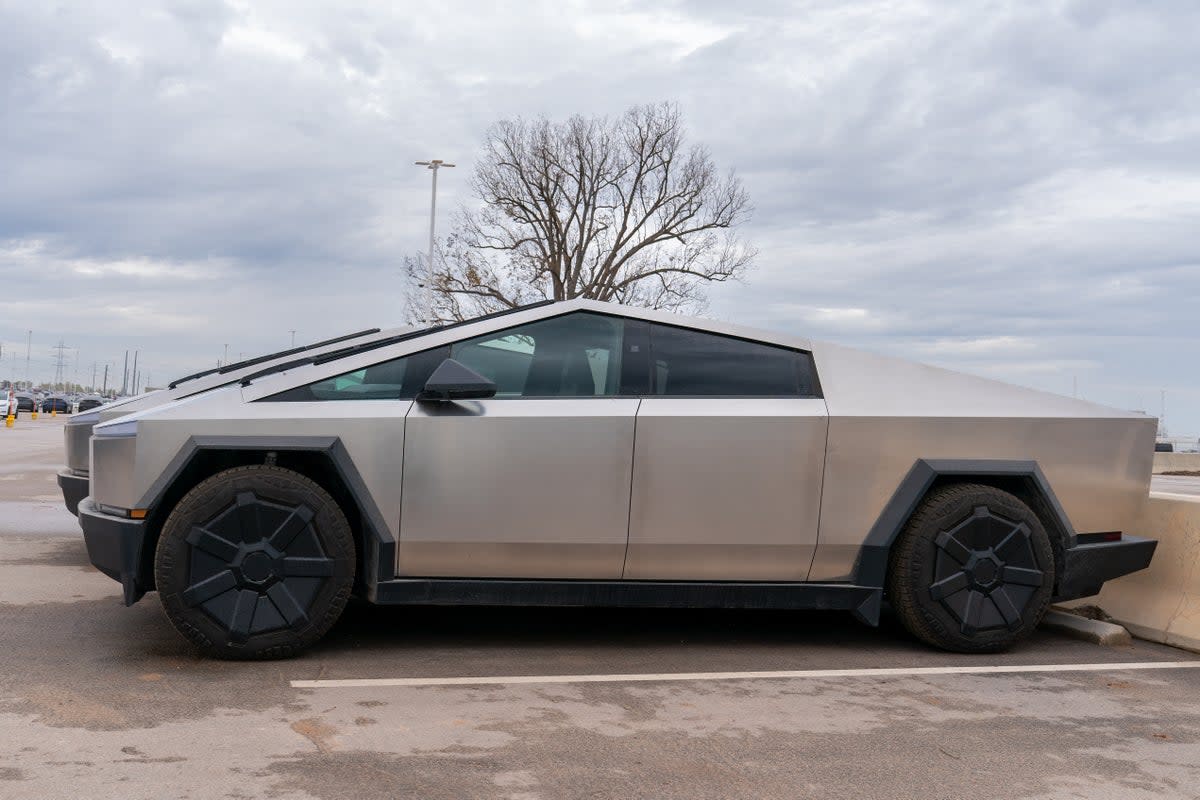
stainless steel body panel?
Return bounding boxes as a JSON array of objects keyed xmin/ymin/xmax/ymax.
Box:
[
  {"xmin": 89, "ymin": 435, "xmax": 138, "ymax": 508},
  {"xmin": 91, "ymin": 389, "xmax": 410, "ymax": 541},
  {"xmin": 399, "ymin": 398, "xmax": 639, "ymax": 579},
  {"xmin": 808, "ymin": 342, "xmax": 1156, "ymax": 581},
  {"xmin": 625, "ymin": 398, "xmax": 828, "ymax": 581},
  {"xmin": 65, "ymin": 417, "xmax": 95, "ymax": 472}
]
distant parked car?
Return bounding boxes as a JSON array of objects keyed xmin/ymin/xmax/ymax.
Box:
[
  {"xmin": 76, "ymin": 395, "xmax": 105, "ymax": 413},
  {"xmin": 1155, "ymin": 442, "xmax": 1174, "ymax": 453},
  {"xmin": 14, "ymin": 393, "xmax": 36, "ymax": 413},
  {"xmin": 41, "ymin": 396, "xmax": 70, "ymax": 414}
]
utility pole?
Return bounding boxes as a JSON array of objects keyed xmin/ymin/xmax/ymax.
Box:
[
  {"xmin": 102, "ymin": 364, "xmax": 109, "ymax": 394},
  {"xmin": 25, "ymin": 330, "xmax": 31, "ymax": 389},
  {"xmin": 51, "ymin": 340, "xmax": 70, "ymax": 389},
  {"xmin": 1160, "ymin": 389, "xmax": 1167, "ymax": 438},
  {"xmin": 131, "ymin": 350, "xmax": 139, "ymax": 396},
  {"xmin": 223, "ymin": 343, "xmax": 229, "ymax": 367},
  {"xmin": 289, "ymin": 330, "xmax": 296, "ymax": 347},
  {"xmin": 414, "ymin": 158, "xmax": 455, "ymax": 322},
  {"xmin": 122, "ymin": 350, "xmax": 129, "ymax": 395},
  {"xmin": 91, "ymin": 362, "xmax": 97, "ymax": 392}
]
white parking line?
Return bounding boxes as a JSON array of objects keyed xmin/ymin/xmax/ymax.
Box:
[{"xmin": 292, "ymin": 660, "xmax": 1200, "ymax": 689}]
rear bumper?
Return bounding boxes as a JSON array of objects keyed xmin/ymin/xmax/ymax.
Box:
[
  {"xmin": 1053, "ymin": 534, "xmax": 1157, "ymax": 602},
  {"xmin": 78, "ymin": 498, "xmax": 148, "ymax": 606},
  {"xmin": 56, "ymin": 469, "xmax": 90, "ymax": 517}
]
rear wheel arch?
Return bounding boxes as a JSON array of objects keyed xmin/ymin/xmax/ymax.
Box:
[{"xmin": 854, "ymin": 460, "xmax": 1075, "ymax": 594}]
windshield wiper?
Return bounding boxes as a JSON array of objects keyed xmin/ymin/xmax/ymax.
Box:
[{"xmin": 168, "ymin": 328, "xmax": 381, "ymax": 388}]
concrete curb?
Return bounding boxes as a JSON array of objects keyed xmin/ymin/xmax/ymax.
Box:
[
  {"xmin": 1041, "ymin": 609, "xmax": 1132, "ymax": 647},
  {"xmin": 1061, "ymin": 492, "xmax": 1200, "ymax": 654}
]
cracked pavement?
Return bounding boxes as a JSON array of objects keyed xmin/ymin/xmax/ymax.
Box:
[{"xmin": 3, "ymin": 417, "xmax": 1200, "ymax": 799}]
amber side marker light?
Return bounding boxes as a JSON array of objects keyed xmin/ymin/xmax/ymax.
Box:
[{"xmin": 130, "ymin": 509, "xmax": 149, "ymax": 520}]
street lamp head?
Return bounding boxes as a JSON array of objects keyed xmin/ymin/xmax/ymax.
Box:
[{"xmin": 414, "ymin": 160, "xmax": 456, "ymax": 169}]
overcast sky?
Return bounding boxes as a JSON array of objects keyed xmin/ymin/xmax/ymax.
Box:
[{"xmin": 2, "ymin": 1, "xmax": 1198, "ymax": 433}]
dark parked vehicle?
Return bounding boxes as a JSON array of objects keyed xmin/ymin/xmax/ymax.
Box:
[
  {"xmin": 1154, "ymin": 442, "xmax": 1174, "ymax": 453},
  {"xmin": 77, "ymin": 396, "xmax": 105, "ymax": 413},
  {"xmin": 41, "ymin": 396, "xmax": 70, "ymax": 414},
  {"xmin": 15, "ymin": 393, "xmax": 36, "ymax": 412}
]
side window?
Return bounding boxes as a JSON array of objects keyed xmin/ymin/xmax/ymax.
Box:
[
  {"xmin": 450, "ymin": 313, "xmax": 625, "ymax": 398},
  {"xmin": 648, "ymin": 324, "xmax": 817, "ymax": 397},
  {"xmin": 266, "ymin": 345, "xmax": 449, "ymax": 401}
]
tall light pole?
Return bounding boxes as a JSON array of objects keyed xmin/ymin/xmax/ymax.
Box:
[
  {"xmin": 414, "ymin": 158, "xmax": 455, "ymax": 322},
  {"xmin": 289, "ymin": 330, "xmax": 296, "ymax": 347}
]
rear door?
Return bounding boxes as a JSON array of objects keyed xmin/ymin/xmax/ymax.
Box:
[
  {"xmin": 624, "ymin": 324, "xmax": 828, "ymax": 581},
  {"xmin": 398, "ymin": 312, "xmax": 642, "ymax": 579}
]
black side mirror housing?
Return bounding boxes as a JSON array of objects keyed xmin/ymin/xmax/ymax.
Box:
[{"xmin": 418, "ymin": 358, "xmax": 497, "ymax": 401}]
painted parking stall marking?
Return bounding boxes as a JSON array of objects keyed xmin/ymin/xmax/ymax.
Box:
[{"xmin": 293, "ymin": 660, "xmax": 1200, "ymax": 689}]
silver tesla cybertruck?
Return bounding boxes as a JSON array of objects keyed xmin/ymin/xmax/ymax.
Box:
[
  {"xmin": 56, "ymin": 326, "xmax": 414, "ymax": 516},
  {"xmin": 77, "ymin": 299, "xmax": 1157, "ymax": 658}
]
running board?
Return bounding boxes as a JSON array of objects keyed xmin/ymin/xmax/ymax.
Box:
[{"xmin": 371, "ymin": 579, "xmax": 883, "ymax": 626}]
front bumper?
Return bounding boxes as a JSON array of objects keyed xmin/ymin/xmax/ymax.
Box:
[
  {"xmin": 78, "ymin": 498, "xmax": 148, "ymax": 606},
  {"xmin": 56, "ymin": 469, "xmax": 90, "ymax": 517},
  {"xmin": 1053, "ymin": 534, "xmax": 1157, "ymax": 601}
]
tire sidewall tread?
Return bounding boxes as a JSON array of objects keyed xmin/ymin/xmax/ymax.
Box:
[
  {"xmin": 154, "ymin": 464, "xmax": 355, "ymax": 660},
  {"xmin": 887, "ymin": 483, "xmax": 1055, "ymax": 653}
]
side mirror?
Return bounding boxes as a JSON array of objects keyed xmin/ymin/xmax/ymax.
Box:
[{"xmin": 418, "ymin": 358, "xmax": 497, "ymax": 401}]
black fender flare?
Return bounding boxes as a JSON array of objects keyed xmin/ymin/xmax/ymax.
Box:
[
  {"xmin": 851, "ymin": 459, "xmax": 1076, "ymax": 592},
  {"xmin": 137, "ymin": 435, "xmax": 396, "ymax": 597}
]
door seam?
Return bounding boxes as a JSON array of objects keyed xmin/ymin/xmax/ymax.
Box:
[{"xmin": 619, "ymin": 398, "xmax": 642, "ymax": 579}]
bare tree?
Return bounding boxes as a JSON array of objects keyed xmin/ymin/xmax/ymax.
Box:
[{"xmin": 407, "ymin": 102, "xmax": 755, "ymax": 322}]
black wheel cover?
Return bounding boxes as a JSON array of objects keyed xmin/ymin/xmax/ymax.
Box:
[
  {"xmin": 155, "ymin": 465, "xmax": 355, "ymax": 659},
  {"xmin": 887, "ymin": 483, "xmax": 1055, "ymax": 653},
  {"xmin": 929, "ymin": 505, "xmax": 1045, "ymax": 635},
  {"xmin": 182, "ymin": 491, "xmax": 335, "ymax": 643}
]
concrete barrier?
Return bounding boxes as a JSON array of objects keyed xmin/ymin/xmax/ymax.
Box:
[
  {"xmin": 1153, "ymin": 452, "xmax": 1200, "ymax": 474},
  {"xmin": 1068, "ymin": 492, "xmax": 1200, "ymax": 652}
]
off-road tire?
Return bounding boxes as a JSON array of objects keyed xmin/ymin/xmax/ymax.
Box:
[
  {"xmin": 155, "ymin": 465, "xmax": 355, "ymax": 660},
  {"xmin": 887, "ymin": 483, "xmax": 1054, "ymax": 653}
]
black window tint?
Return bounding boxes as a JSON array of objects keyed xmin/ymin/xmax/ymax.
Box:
[
  {"xmin": 450, "ymin": 313, "xmax": 625, "ymax": 398},
  {"xmin": 265, "ymin": 345, "xmax": 449, "ymax": 401},
  {"xmin": 648, "ymin": 324, "xmax": 815, "ymax": 397}
]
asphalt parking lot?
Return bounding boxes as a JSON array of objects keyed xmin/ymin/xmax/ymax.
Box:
[{"xmin": 3, "ymin": 417, "xmax": 1200, "ymax": 799}]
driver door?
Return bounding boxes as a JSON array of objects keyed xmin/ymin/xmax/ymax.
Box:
[{"xmin": 397, "ymin": 312, "xmax": 640, "ymax": 579}]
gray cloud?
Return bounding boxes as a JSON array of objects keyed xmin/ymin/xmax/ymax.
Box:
[{"xmin": 0, "ymin": 0, "xmax": 1197, "ymax": 433}]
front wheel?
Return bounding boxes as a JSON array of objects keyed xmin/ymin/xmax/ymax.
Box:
[
  {"xmin": 155, "ymin": 465, "xmax": 356, "ymax": 659},
  {"xmin": 887, "ymin": 483, "xmax": 1055, "ymax": 653}
]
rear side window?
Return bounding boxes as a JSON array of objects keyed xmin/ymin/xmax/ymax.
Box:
[
  {"xmin": 647, "ymin": 324, "xmax": 818, "ymax": 397},
  {"xmin": 265, "ymin": 346, "xmax": 449, "ymax": 401}
]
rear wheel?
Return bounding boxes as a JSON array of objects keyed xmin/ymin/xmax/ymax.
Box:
[
  {"xmin": 155, "ymin": 465, "xmax": 356, "ymax": 659},
  {"xmin": 887, "ymin": 483, "xmax": 1054, "ymax": 653}
]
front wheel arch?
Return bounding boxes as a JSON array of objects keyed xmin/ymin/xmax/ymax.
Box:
[{"xmin": 139, "ymin": 445, "xmax": 382, "ymax": 598}]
